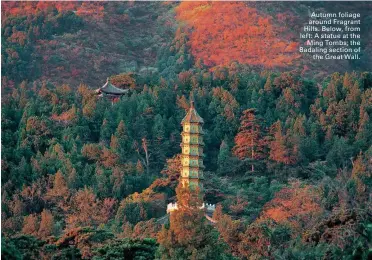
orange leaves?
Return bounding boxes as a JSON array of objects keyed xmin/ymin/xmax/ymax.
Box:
[
  {"xmin": 239, "ymin": 223, "xmax": 271, "ymax": 258},
  {"xmin": 132, "ymin": 219, "xmax": 160, "ymax": 239},
  {"xmin": 45, "ymin": 170, "xmax": 69, "ymax": 201},
  {"xmin": 76, "ymin": 2, "xmax": 105, "ymax": 22},
  {"xmin": 285, "ymin": 42, "xmax": 300, "ymax": 53},
  {"xmin": 82, "ymin": 143, "xmax": 101, "ymax": 161},
  {"xmin": 2, "ymin": 2, "xmax": 78, "ymax": 19},
  {"xmin": 38, "ymin": 209, "xmax": 55, "ymax": 238},
  {"xmin": 258, "ymin": 181, "xmax": 323, "ymax": 233},
  {"xmin": 66, "ymin": 187, "xmax": 106, "ymax": 229},
  {"xmin": 176, "ymin": 2, "xmax": 299, "ymax": 68},
  {"xmin": 110, "ymin": 73, "xmax": 136, "ymax": 90},
  {"xmin": 229, "ymin": 196, "xmax": 249, "ymax": 216},
  {"xmin": 5, "ymin": 48, "xmax": 19, "ymax": 59},
  {"xmin": 269, "ymin": 121, "xmax": 298, "ymax": 165},
  {"xmin": 233, "ymin": 109, "xmax": 267, "ymax": 166},
  {"xmin": 51, "ymin": 106, "xmax": 77, "ymax": 124},
  {"xmin": 22, "ymin": 214, "xmax": 39, "ymax": 236},
  {"xmin": 81, "ymin": 143, "xmax": 118, "ymax": 168},
  {"xmin": 101, "ymin": 198, "xmax": 118, "ymax": 223},
  {"xmin": 100, "ymin": 147, "xmax": 119, "ymax": 168},
  {"xmin": 2, "ymin": 2, "xmax": 105, "ymax": 24},
  {"xmin": 9, "ymin": 31, "xmax": 27, "ymax": 46},
  {"xmin": 178, "ymin": 71, "xmax": 193, "ymax": 86}
]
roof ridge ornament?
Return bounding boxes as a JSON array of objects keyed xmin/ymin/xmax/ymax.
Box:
[{"xmin": 181, "ymin": 99, "xmax": 204, "ymax": 124}]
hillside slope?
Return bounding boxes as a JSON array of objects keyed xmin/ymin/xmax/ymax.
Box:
[
  {"xmin": 176, "ymin": 1, "xmax": 372, "ymax": 77},
  {"xmin": 2, "ymin": 1, "xmax": 372, "ymax": 86},
  {"xmin": 2, "ymin": 2, "xmax": 176, "ymax": 88}
]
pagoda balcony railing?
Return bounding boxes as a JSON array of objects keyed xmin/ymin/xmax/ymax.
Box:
[
  {"xmin": 182, "ymin": 174, "xmax": 204, "ymax": 179},
  {"xmin": 181, "ymin": 132, "xmax": 204, "ymax": 137},
  {"xmin": 182, "ymin": 130, "xmax": 205, "ymax": 135},
  {"xmin": 181, "ymin": 164, "xmax": 205, "ymax": 169},
  {"xmin": 181, "ymin": 153, "xmax": 206, "ymax": 158},
  {"xmin": 180, "ymin": 142, "xmax": 205, "ymax": 147}
]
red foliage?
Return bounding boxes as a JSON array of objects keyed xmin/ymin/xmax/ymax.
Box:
[
  {"xmin": 233, "ymin": 109, "xmax": 267, "ymax": 167},
  {"xmin": 269, "ymin": 121, "xmax": 298, "ymax": 165},
  {"xmin": 2, "ymin": 2, "xmax": 78, "ymax": 20},
  {"xmin": 51, "ymin": 106, "xmax": 77, "ymax": 124},
  {"xmin": 9, "ymin": 31, "xmax": 27, "ymax": 46},
  {"xmin": 1, "ymin": 2, "xmax": 104, "ymax": 21},
  {"xmin": 258, "ymin": 181, "xmax": 323, "ymax": 232},
  {"xmin": 76, "ymin": 2, "xmax": 105, "ymax": 21},
  {"xmin": 176, "ymin": 2, "xmax": 300, "ymax": 68}
]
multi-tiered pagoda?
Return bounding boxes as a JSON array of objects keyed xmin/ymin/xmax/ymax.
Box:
[
  {"xmin": 167, "ymin": 101, "xmax": 215, "ymax": 215},
  {"xmin": 180, "ymin": 101, "xmax": 205, "ymax": 190}
]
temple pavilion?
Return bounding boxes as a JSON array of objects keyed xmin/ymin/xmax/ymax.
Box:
[
  {"xmin": 95, "ymin": 78, "xmax": 129, "ymax": 102},
  {"xmin": 167, "ymin": 101, "xmax": 215, "ymax": 218}
]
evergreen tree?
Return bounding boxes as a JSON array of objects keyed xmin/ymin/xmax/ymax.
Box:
[
  {"xmin": 38, "ymin": 209, "xmax": 54, "ymax": 238},
  {"xmin": 269, "ymin": 121, "xmax": 288, "ymax": 164},
  {"xmin": 233, "ymin": 109, "xmax": 267, "ymax": 172}
]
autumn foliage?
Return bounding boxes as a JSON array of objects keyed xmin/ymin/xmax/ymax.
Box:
[
  {"xmin": 176, "ymin": 2, "xmax": 300, "ymax": 68},
  {"xmin": 1, "ymin": 2, "xmax": 104, "ymax": 21},
  {"xmin": 233, "ymin": 109, "xmax": 267, "ymax": 171},
  {"xmin": 1, "ymin": 1, "xmax": 372, "ymax": 259},
  {"xmin": 258, "ymin": 181, "xmax": 323, "ymax": 232}
]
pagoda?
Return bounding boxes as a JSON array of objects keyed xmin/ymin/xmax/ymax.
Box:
[
  {"xmin": 167, "ymin": 101, "xmax": 215, "ymax": 215},
  {"xmin": 95, "ymin": 78, "xmax": 129, "ymax": 102},
  {"xmin": 180, "ymin": 101, "xmax": 205, "ymax": 190}
]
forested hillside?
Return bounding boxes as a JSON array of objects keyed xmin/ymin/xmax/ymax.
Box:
[
  {"xmin": 1, "ymin": 1, "xmax": 372, "ymax": 259},
  {"xmin": 2, "ymin": 1, "xmax": 176, "ymax": 86},
  {"xmin": 2, "ymin": 1, "xmax": 372, "ymax": 87}
]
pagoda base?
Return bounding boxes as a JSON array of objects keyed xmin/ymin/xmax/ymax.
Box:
[{"xmin": 166, "ymin": 202, "xmax": 215, "ymax": 214}]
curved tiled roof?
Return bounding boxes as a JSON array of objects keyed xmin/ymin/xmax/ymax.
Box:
[
  {"xmin": 96, "ymin": 78, "xmax": 129, "ymax": 95},
  {"xmin": 181, "ymin": 101, "xmax": 204, "ymax": 124}
]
